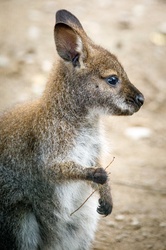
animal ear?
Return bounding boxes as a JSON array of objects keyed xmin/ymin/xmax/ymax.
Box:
[
  {"xmin": 56, "ymin": 9, "xmax": 84, "ymax": 30},
  {"xmin": 54, "ymin": 23, "xmax": 83, "ymax": 67},
  {"xmin": 54, "ymin": 10, "xmax": 87, "ymax": 67}
]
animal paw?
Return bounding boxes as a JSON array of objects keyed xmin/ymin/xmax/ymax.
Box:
[
  {"xmin": 97, "ymin": 198, "xmax": 113, "ymax": 216},
  {"xmin": 92, "ymin": 168, "xmax": 107, "ymax": 184}
]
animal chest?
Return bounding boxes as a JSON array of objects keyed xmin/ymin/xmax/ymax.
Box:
[{"xmin": 68, "ymin": 127, "xmax": 101, "ymax": 167}]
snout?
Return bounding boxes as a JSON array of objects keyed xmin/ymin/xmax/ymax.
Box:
[
  {"xmin": 135, "ymin": 93, "xmax": 144, "ymax": 108},
  {"xmin": 126, "ymin": 92, "xmax": 144, "ymax": 112},
  {"xmin": 108, "ymin": 82, "xmax": 144, "ymax": 116},
  {"xmin": 125, "ymin": 85, "xmax": 144, "ymax": 115}
]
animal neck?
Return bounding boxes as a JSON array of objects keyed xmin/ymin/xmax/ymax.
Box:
[{"xmin": 42, "ymin": 61, "xmax": 98, "ymax": 128}]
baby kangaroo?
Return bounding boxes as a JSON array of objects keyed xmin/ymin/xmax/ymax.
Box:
[{"xmin": 0, "ymin": 9, "xmax": 144, "ymax": 250}]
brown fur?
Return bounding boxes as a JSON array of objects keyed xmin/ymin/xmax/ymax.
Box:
[{"xmin": 0, "ymin": 9, "xmax": 144, "ymax": 250}]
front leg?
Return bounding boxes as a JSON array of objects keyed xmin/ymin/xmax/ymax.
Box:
[
  {"xmin": 97, "ymin": 181, "xmax": 113, "ymax": 216},
  {"xmin": 48, "ymin": 161, "xmax": 108, "ymax": 185}
]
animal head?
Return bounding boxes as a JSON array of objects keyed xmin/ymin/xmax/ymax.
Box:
[{"xmin": 54, "ymin": 9, "xmax": 144, "ymax": 116}]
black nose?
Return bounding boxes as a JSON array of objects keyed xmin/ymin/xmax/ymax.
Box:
[{"xmin": 135, "ymin": 94, "xmax": 144, "ymax": 107}]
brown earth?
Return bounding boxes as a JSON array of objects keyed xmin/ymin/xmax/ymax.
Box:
[{"xmin": 0, "ymin": 0, "xmax": 166, "ymax": 250}]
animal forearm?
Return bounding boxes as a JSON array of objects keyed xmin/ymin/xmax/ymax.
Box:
[
  {"xmin": 48, "ymin": 161, "xmax": 108, "ymax": 185},
  {"xmin": 97, "ymin": 181, "xmax": 113, "ymax": 216}
]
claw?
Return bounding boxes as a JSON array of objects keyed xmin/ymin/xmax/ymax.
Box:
[{"xmin": 97, "ymin": 198, "xmax": 113, "ymax": 216}]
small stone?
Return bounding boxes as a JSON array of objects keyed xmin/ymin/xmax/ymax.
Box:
[
  {"xmin": 142, "ymin": 231, "xmax": 149, "ymax": 238},
  {"xmin": 24, "ymin": 54, "xmax": 35, "ymax": 64},
  {"xmin": 41, "ymin": 60, "xmax": 52, "ymax": 72},
  {"xmin": 118, "ymin": 17, "xmax": 131, "ymax": 30},
  {"xmin": 160, "ymin": 222, "xmax": 166, "ymax": 227},
  {"xmin": 150, "ymin": 32, "xmax": 166, "ymax": 46},
  {"xmin": 115, "ymin": 214, "xmax": 125, "ymax": 221},
  {"xmin": 106, "ymin": 220, "xmax": 117, "ymax": 228},
  {"xmin": 117, "ymin": 10, "xmax": 133, "ymax": 30},
  {"xmin": 0, "ymin": 55, "xmax": 10, "ymax": 68},
  {"xmin": 115, "ymin": 235, "xmax": 123, "ymax": 242},
  {"xmin": 28, "ymin": 26, "xmax": 41, "ymax": 40},
  {"xmin": 130, "ymin": 218, "xmax": 141, "ymax": 230},
  {"xmin": 115, "ymin": 233, "xmax": 127, "ymax": 242},
  {"xmin": 125, "ymin": 127, "xmax": 152, "ymax": 140}
]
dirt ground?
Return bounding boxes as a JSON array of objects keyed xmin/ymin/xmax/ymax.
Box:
[{"xmin": 0, "ymin": 0, "xmax": 166, "ymax": 249}]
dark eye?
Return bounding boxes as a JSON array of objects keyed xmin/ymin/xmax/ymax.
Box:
[{"xmin": 105, "ymin": 75, "xmax": 119, "ymax": 86}]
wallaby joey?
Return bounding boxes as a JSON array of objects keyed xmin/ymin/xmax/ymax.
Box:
[{"xmin": 0, "ymin": 9, "xmax": 144, "ymax": 250}]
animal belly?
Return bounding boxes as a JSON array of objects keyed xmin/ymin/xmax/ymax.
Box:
[{"xmin": 53, "ymin": 181, "xmax": 99, "ymax": 250}]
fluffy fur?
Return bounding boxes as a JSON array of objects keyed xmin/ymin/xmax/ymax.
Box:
[{"xmin": 0, "ymin": 9, "xmax": 144, "ymax": 250}]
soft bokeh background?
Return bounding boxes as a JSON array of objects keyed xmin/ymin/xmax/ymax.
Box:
[{"xmin": 0, "ymin": 0, "xmax": 166, "ymax": 249}]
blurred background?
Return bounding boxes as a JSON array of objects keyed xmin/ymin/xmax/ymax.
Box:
[{"xmin": 0, "ymin": 0, "xmax": 166, "ymax": 249}]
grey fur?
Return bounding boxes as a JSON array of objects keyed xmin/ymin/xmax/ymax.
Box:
[{"xmin": 0, "ymin": 9, "xmax": 144, "ymax": 250}]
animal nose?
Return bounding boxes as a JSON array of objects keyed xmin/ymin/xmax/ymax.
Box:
[{"xmin": 135, "ymin": 93, "xmax": 144, "ymax": 107}]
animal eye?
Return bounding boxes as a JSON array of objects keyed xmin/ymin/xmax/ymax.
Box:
[{"xmin": 105, "ymin": 75, "xmax": 119, "ymax": 86}]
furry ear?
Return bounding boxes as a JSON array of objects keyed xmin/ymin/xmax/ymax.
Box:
[
  {"xmin": 54, "ymin": 10, "xmax": 86, "ymax": 67},
  {"xmin": 54, "ymin": 23, "xmax": 83, "ymax": 67},
  {"xmin": 56, "ymin": 9, "xmax": 83, "ymax": 30}
]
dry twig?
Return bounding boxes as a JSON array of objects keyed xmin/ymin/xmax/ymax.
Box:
[{"xmin": 70, "ymin": 157, "xmax": 115, "ymax": 216}]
